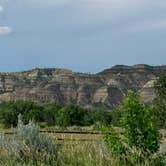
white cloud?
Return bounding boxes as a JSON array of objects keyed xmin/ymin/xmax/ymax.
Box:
[
  {"xmin": 0, "ymin": 26, "xmax": 12, "ymax": 36},
  {"xmin": 2, "ymin": 0, "xmax": 166, "ymax": 36}
]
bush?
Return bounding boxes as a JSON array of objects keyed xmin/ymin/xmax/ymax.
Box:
[
  {"xmin": 105, "ymin": 91, "xmax": 162, "ymax": 165},
  {"xmin": 56, "ymin": 105, "xmax": 86, "ymax": 127},
  {"xmin": 122, "ymin": 92, "xmax": 160, "ymax": 153},
  {"xmin": 104, "ymin": 127, "xmax": 127, "ymax": 156},
  {"xmin": 0, "ymin": 101, "xmax": 44, "ymax": 127},
  {"xmin": 43, "ymin": 103, "xmax": 61, "ymax": 126},
  {"xmin": 109, "ymin": 107, "xmax": 124, "ymax": 127},
  {"xmin": 87, "ymin": 109, "xmax": 112, "ymax": 127},
  {"xmin": 0, "ymin": 114, "xmax": 58, "ymax": 164}
]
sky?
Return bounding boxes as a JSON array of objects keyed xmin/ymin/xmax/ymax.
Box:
[{"xmin": 0, "ymin": 0, "xmax": 166, "ymax": 73}]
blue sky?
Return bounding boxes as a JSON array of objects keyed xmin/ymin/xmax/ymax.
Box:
[{"xmin": 0, "ymin": 0, "xmax": 166, "ymax": 73}]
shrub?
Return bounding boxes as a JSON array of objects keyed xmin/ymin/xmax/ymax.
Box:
[
  {"xmin": 0, "ymin": 114, "xmax": 58, "ymax": 164},
  {"xmin": 0, "ymin": 101, "xmax": 44, "ymax": 127},
  {"xmin": 104, "ymin": 127, "xmax": 127, "ymax": 156},
  {"xmin": 122, "ymin": 92, "xmax": 160, "ymax": 153},
  {"xmin": 43, "ymin": 103, "xmax": 61, "ymax": 126},
  {"xmin": 56, "ymin": 105, "xmax": 86, "ymax": 127},
  {"xmin": 91, "ymin": 109, "xmax": 112, "ymax": 126},
  {"xmin": 105, "ymin": 91, "xmax": 162, "ymax": 165},
  {"xmin": 110, "ymin": 106, "xmax": 124, "ymax": 127}
]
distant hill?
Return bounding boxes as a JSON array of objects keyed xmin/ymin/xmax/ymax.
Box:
[{"xmin": 0, "ymin": 64, "xmax": 166, "ymax": 109}]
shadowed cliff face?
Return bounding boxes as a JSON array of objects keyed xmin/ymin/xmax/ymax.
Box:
[{"xmin": 0, "ymin": 65, "xmax": 165, "ymax": 109}]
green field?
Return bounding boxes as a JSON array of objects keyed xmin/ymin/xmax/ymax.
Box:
[
  {"xmin": 51, "ymin": 130, "xmax": 166, "ymax": 166},
  {"xmin": 0, "ymin": 130, "xmax": 113, "ymax": 166},
  {"xmin": 48, "ymin": 130, "xmax": 166, "ymax": 152}
]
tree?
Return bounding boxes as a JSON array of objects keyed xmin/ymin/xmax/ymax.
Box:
[
  {"xmin": 43, "ymin": 103, "xmax": 61, "ymax": 126},
  {"xmin": 154, "ymin": 75, "xmax": 166, "ymax": 128},
  {"xmin": 85, "ymin": 109, "xmax": 112, "ymax": 127},
  {"xmin": 110, "ymin": 106, "xmax": 123, "ymax": 127},
  {"xmin": 56, "ymin": 105, "xmax": 86, "ymax": 127},
  {"xmin": 0, "ymin": 107, "xmax": 18, "ymax": 127},
  {"xmin": 0, "ymin": 101, "xmax": 43, "ymax": 127},
  {"xmin": 105, "ymin": 91, "xmax": 160, "ymax": 156},
  {"xmin": 122, "ymin": 91, "xmax": 159, "ymax": 153}
]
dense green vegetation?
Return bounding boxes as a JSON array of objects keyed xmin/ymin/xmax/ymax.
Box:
[
  {"xmin": 105, "ymin": 91, "xmax": 163, "ymax": 165},
  {"xmin": 0, "ymin": 101, "xmax": 112, "ymax": 128}
]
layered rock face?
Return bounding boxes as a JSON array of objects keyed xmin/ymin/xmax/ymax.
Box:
[{"xmin": 0, "ymin": 65, "xmax": 165, "ymax": 109}]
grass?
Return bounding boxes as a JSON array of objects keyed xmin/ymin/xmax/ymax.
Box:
[
  {"xmin": 1, "ymin": 140, "xmax": 165, "ymax": 166},
  {"xmin": 48, "ymin": 133, "xmax": 102, "ymax": 145},
  {"xmin": 57, "ymin": 141, "xmax": 112, "ymax": 166},
  {"xmin": 0, "ymin": 139, "xmax": 115, "ymax": 166},
  {"xmin": 40, "ymin": 125, "xmax": 96, "ymax": 131},
  {"xmin": 1, "ymin": 127, "xmax": 166, "ymax": 166}
]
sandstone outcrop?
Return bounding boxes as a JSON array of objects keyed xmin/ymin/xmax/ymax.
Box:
[{"xmin": 0, "ymin": 65, "xmax": 165, "ymax": 109}]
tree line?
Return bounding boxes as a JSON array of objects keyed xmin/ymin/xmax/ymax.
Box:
[{"xmin": 0, "ymin": 101, "xmax": 112, "ymax": 128}]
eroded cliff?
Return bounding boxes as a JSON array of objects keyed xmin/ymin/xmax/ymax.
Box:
[{"xmin": 0, "ymin": 65, "xmax": 165, "ymax": 109}]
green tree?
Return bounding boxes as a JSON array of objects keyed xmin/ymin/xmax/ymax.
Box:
[
  {"xmin": 0, "ymin": 107, "xmax": 18, "ymax": 127},
  {"xmin": 154, "ymin": 75, "xmax": 166, "ymax": 128},
  {"xmin": 122, "ymin": 91, "xmax": 159, "ymax": 153},
  {"xmin": 84, "ymin": 109, "xmax": 112, "ymax": 127},
  {"xmin": 0, "ymin": 101, "xmax": 43, "ymax": 127},
  {"xmin": 56, "ymin": 105, "xmax": 86, "ymax": 127},
  {"xmin": 105, "ymin": 91, "xmax": 160, "ymax": 157},
  {"xmin": 110, "ymin": 106, "xmax": 123, "ymax": 127},
  {"xmin": 43, "ymin": 103, "xmax": 61, "ymax": 126}
]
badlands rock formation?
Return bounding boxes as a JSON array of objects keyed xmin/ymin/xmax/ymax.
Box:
[{"xmin": 0, "ymin": 65, "xmax": 165, "ymax": 109}]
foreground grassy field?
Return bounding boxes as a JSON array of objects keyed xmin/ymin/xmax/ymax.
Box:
[
  {"xmin": 0, "ymin": 129, "xmax": 113, "ymax": 166},
  {"xmin": 0, "ymin": 141, "xmax": 112, "ymax": 166},
  {"xmin": 1, "ymin": 129, "xmax": 166, "ymax": 166}
]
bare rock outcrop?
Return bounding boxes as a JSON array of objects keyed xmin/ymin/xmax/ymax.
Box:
[{"xmin": 0, "ymin": 65, "xmax": 165, "ymax": 109}]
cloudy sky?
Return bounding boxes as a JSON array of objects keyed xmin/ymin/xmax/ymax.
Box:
[{"xmin": 0, "ymin": 0, "xmax": 166, "ymax": 73}]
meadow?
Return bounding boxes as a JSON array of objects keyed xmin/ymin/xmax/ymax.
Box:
[
  {"xmin": 0, "ymin": 127, "xmax": 166, "ymax": 166},
  {"xmin": 0, "ymin": 127, "xmax": 113, "ymax": 166}
]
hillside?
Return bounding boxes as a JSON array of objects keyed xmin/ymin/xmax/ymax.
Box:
[{"xmin": 0, "ymin": 64, "xmax": 166, "ymax": 109}]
